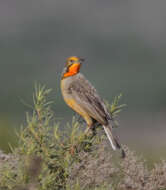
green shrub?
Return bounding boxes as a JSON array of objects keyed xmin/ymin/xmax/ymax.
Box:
[{"xmin": 0, "ymin": 84, "xmax": 166, "ymax": 190}]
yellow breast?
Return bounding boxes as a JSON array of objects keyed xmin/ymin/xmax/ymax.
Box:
[{"xmin": 60, "ymin": 78, "xmax": 93, "ymax": 126}]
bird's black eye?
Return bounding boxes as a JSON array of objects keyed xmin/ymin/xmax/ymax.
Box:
[{"xmin": 70, "ymin": 60, "xmax": 74, "ymax": 63}]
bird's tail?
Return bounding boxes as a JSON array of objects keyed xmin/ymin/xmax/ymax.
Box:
[{"xmin": 103, "ymin": 125, "xmax": 125, "ymax": 158}]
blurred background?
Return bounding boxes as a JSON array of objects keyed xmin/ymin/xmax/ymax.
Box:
[{"xmin": 0, "ymin": 0, "xmax": 166, "ymax": 160}]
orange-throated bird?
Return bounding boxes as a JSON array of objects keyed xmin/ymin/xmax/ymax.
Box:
[{"xmin": 61, "ymin": 56, "xmax": 125, "ymax": 158}]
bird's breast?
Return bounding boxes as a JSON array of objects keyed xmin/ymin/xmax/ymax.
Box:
[{"xmin": 61, "ymin": 77, "xmax": 74, "ymax": 100}]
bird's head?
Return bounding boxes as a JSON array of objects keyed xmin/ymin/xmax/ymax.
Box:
[{"xmin": 62, "ymin": 56, "xmax": 84, "ymax": 79}]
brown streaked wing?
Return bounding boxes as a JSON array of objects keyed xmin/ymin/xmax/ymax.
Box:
[{"xmin": 69, "ymin": 74, "xmax": 110, "ymax": 125}]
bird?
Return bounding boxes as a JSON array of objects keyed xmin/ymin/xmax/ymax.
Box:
[{"xmin": 60, "ymin": 56, "xmax": 125, "ymax": 158}]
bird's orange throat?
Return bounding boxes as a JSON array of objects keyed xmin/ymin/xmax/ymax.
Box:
[{"xmin": 63, "ymin": 63, "xmax": 81, "ymax": 78}]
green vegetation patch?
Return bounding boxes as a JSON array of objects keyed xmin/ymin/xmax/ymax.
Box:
[{"xmin": 0, "ymin": 84, "xmax": 166, "ymax": 190}]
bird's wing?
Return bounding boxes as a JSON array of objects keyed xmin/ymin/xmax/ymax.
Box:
[{"xmin": 69, "ymin": 74, "xmax": 110, "ymax": 125}]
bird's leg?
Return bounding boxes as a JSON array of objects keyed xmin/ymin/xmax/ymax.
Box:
[
  {"xmin": 90, "ymin": 125, "xmax": 97, "ymax": 136},
  {"xmin": 85, "ymin": 124, "xmax": 97, "ymax": 137},
  {"xmin": 85, "ymin": 118, "xmax": 100, "ymax": 136},
  {"xmin": 85, "ymin": 126, "xmax": 97, "ymax": 140}
]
